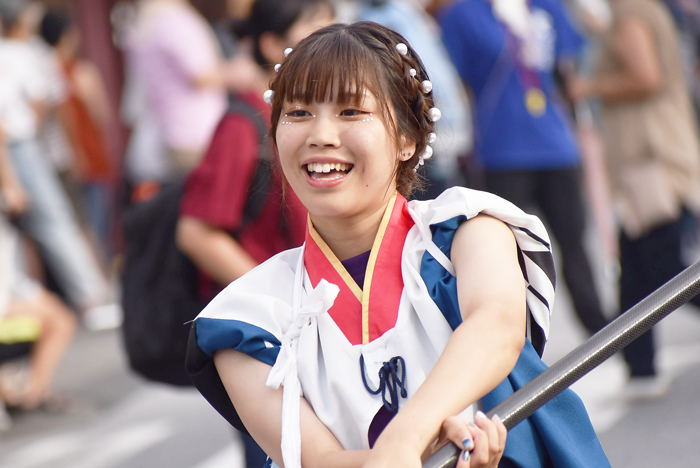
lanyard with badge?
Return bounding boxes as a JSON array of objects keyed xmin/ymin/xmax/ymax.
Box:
[{"xmin": 495, "ymin": 1, "xmax": 548, "ymax": 117}]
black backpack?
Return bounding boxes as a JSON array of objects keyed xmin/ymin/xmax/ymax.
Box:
[{"xmin": 121, "ymin": 97, "xmax": 272, "ymax": 386}]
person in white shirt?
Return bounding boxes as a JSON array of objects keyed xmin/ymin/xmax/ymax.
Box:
[{"xmin": 0, "ymin": 0, "xmax": 119, "ymax": 330}]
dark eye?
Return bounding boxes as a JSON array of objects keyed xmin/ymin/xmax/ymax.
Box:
[
  {"xmin": 284, "ymin": 110, "xmax": 311, "ymax": 118},
  {"xmin": 339, "ymin": 109, "xmax": 365, "ymax": 117}
]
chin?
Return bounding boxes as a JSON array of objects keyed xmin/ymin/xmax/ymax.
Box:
[{"xmin": 304, "ymin": 196, "xmax": 356, "ymax": 221}]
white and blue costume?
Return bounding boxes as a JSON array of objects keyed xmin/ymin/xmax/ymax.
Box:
[{"xmin": 187, "ymin": 187, "xmax": 610, "ymax": 468}]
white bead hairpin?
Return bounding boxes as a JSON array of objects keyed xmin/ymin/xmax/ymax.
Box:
[
  {"xmin": 409, "ymin": 68, "xmax": 416, "ymax": 77},
  {"xmin": 263, "ymin": 89, "xmax": 274, "ymax": 105},
  {"xmin": 427, "ymin": 132, "xmax": 437, "ymax": 144},
  {"xmin": 414, "ymin": 144, "xmax": 433, "ymax": 170},
  {"xmin": 284, "ymin": 48, "xmax": 293, "ymax": 57},
  {"xmin": 274, "ymin": 63, "xmax": 281, "ymax": 73},
  {"xmin": 428, "ymin": 107, "xmax": 442, "ymax": 122},
  {"xmin": 396, "ymin": 43, "xmax": 408, "ymax": 55},
  {"xmin": 422, "ymin": 80, "xmax": 433, "ymax": 94},
  {"xmin": 422, "ymin": 145, "xmax": 433, "ymax": 160}
]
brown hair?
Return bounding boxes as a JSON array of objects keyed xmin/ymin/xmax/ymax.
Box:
[{"xmin": 269, "ymin": 21, "xmax": 436, "ymax": 197}]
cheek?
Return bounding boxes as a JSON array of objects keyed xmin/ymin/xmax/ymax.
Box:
[{"xmin": 275, "ymin": 128, "xmax": 300, "ymax": 161}]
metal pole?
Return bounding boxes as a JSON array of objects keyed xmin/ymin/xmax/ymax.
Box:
[{"xmin": 424, "ymin": 259, "xmax": 700, "ymax": 468}]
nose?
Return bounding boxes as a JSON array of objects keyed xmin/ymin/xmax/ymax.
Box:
[{"xmin": 306, "ymin": 113, "xmax": 341, "ymax": 148}]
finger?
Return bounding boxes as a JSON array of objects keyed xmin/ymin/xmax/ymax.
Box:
[
  {"xmin": 456, "ymin": 437, "xmax": 473, "ymax": 468},
  {"xmin": 441, "ymin": 416, "xmax": 474, "ymax": 462},
  {"xmin": 439, "ymin": 416, "xmax": 474, "ymax": 468},
  {"xmin": 465, "ymin": 419, "xmax": 488, "ymax": 466},
  {"xmin": 474, "ymin": 410, "xmax": 501, "ymax": 457},
  {"xmin": 492, "ymin": 414, "xmax": 507, "ymax": 453}
]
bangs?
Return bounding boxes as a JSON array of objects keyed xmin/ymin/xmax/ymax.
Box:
[{"xmin": 273, "ymin": 27, "xmax": 385, "ymax": 107}]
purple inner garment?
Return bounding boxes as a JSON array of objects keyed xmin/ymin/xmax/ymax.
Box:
[{"xmin": 340, "ymin": 250, "xmax": 396, "ymax": 447}]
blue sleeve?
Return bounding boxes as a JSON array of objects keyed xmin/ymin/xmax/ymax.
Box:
[
  {"xmin": 195, "ymin": 317, "xmax": 280, "ymax": 366},
  {"xmin": 186, "ymin": 317, "xmax": 281, "ymax": 434}
]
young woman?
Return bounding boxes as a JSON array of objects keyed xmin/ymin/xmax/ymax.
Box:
[{"xmin": 187, "ymin": 22, "xmax": 609, "ymax": 468}]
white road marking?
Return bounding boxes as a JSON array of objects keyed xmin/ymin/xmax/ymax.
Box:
[
  {"xmin": 0, "ymin": 431, "xmax": 83, "ymax": 468},
  {"xmin": 0, "ymin": 420, "xmax": 172, "ymax": 468},
  {"xmin": 70, "ymin": 419, "xmax": 173, "ymax": 468}
]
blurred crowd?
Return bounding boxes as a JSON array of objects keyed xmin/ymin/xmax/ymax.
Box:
[{"xmin": 1, "ymin": 0, "xmax": 700, "ymax": 448}]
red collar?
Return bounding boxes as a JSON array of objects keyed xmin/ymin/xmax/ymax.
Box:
[{"xmin": 304, "ymin": 193, "xmax": 414, "ymax": 345}]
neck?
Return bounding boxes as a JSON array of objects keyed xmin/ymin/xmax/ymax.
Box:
[{"xmin": 310, "ymin": 195, "xmax": 395, "ymax": 261}]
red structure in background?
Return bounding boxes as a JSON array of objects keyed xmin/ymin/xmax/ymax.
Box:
[{"xmin": 69, "ymin": 0, "xmax": 127, "ymax": 170}]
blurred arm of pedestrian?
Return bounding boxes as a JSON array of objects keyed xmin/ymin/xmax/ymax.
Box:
[
  {"xmin": 189, "ymin": 62, "xmax": 227, "ymax": 90},
  {"xmin": 192, "ymin": 45, "xmax": 262, "ymax": 94},
  {"xmin": 55, "ymin": 99, "xmax": 89, "ymax": 179},
  {"xmin": 71, "ymin": 60, "xmax": 114, "ymax": 133},
  {"xmin": 176, "ymin": 216, "xmax": 258, "ymax": 286},
  {"xmin": 567, "ymin": 16, "xmax": 663, "ymax": 103},
  {"xmin": 0, "ymin": 126, "xmax": 28, "ymax": 216}
]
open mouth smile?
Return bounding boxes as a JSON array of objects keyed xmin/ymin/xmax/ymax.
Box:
[{"xmin": 305, "ymin": 162, "xmax": 353, "ymax": 180}]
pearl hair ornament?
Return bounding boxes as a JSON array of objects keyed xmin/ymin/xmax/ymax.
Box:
[
  {"xmin": 274, "ymin": 63, "xmax": 281, "ymax": 73},
  {"xmin": 263, "ymin": 89, "xmax": 274, "ymax": 105},
  {"xmin": 284, "ymin": 47, "xmax": 293, "ymax": 57},
  {"xmin": 389, "ymin": 41, "xmax": 441, "ymax": 170}
]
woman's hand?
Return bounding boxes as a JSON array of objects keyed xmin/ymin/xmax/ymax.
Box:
[
  {"xmin": 438, "ymin": 411, "xmax": 506, "ymax": 468},
  {"xmin": 363, "ymin": 411, "xmax": 506, "ymax": 468}
]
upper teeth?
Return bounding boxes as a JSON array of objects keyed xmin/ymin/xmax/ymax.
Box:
[{"xmin": 307, "ymin": 162, "xmax": 350, "ymax": 173}]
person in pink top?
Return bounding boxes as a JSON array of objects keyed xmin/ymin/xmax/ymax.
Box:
[{"xmin": 125, "ymin": 0, "xmax": 228, "ymax": 175}]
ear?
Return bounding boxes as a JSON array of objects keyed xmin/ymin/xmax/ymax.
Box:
[
  {"xmin": 398, "ymin": 135, "xmax": 417, "ymax": 162},
  {"xmin": 259, "ymin": 31, "xmax": 286, "ymax": 65}
]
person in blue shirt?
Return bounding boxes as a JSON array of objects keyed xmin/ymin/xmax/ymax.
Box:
[{"xmin": 439, "ymin": 0, "xmax": 610, "ymax": 336}]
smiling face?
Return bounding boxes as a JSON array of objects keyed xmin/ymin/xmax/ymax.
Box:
[
  {"xmin": 269, "ymin": 22, "xmax": 437, "ymax": 244},
  {"xmin": 276, "ymin": 90, "xmax": 413, "ymax": 224}
]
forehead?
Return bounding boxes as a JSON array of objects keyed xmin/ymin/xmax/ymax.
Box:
[
  {"xmin": 274, "ymin": 30, "xmax": 389, "ymax": 106},
  {"xmin": 281, "ymin": 67, "xmax": 384, "ymax": 108}
]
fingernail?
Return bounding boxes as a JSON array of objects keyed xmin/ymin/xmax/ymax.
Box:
[
  {"xmin": 476, "ymin": 410, "xmax": 487, "ymax": 420},
  {"xmin": 462, "ymin": 438, "xmax": 474, "ymax": 451},
  {"xmin": 493, "ymin": 414, "xmax": 502, "ymax": 424},
  {"xmin": 462, "ymin": 449, "xmax": 470, "ymax": 461}
]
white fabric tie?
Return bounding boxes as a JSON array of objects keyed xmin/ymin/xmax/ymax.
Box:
[{"xmin": 266, "ymin": 279, "xmax": 339, "ymax": 468}]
